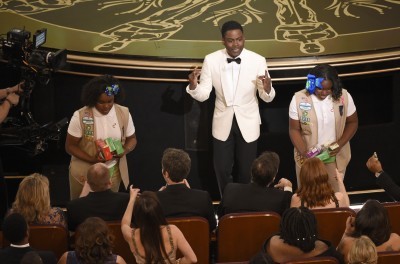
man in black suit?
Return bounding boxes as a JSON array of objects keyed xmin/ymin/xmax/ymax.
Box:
[
  {"xmin": 156, "ymin": 148, "xmax": 217, "ymax": 231},
  {"xmin": 366, "ymin": 153, "xmax": 400, "ymax": 201},
  {"xmin": 0, "ymin": 213, "xmax": 57, "ymax": 264},
  {"xmin": 66, "ymin": 162, "xmax": 129, "ymax": 231},
  {"xmin": 218, "ymin": 151, "xmax": 293, "ymax": 218}
]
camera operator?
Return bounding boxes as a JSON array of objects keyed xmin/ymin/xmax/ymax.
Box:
[
  {"xmin": 0, "ymin": 82, "xmax": 22, "ymax": 225},
  {"xmin": 0, "ymin": 82, "xmax": 21, "ymax": 123}
]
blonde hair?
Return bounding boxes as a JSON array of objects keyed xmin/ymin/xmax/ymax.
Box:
[
  {"xmin": 11, "ymin": 173, "xmax": 51, "ymax": 223},
  {"xmin": 348, "ymin": 236, "xmax": 378, "ymax": 264}
]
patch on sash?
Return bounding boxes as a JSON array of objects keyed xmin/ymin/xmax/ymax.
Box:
[
  {"xmin": 82, "ymin": 116, "xmax": 94, "ymax": 125},
  {"xmin": 299, "ymin": 102, "xmax": 312, "ymax": 111},
  {"xmin": 82, "ymin": 111, "xmax": 94, "ymax": 139},
  {"xmin": 300, "ymin": 111, "xmax": 310, "ymax": 124}
]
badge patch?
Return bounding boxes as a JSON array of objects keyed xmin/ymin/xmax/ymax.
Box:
[
  {"xmin": 300, "ymin": 111, "xmax": 310, "ymax": 124},
  {"xmin": 83, "ymin": 116, "xmax": 94, "ymax": 125},
  {"xmin": 299, "ymin": 102, "xmax": 312, "ymax": 111}
]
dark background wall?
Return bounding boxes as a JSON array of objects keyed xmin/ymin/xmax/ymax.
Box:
[{"xmin": 2, "ymin": 65, "xmax": 399, "ymax": 205}]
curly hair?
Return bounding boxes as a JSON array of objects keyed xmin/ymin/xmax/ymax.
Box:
[
  {"xmin": 307, "ymin": 64, "xmax": 343, "ymax": 101},
  {"xmin": 353, "ymin": 200, "xmax": 391, "ymax": 246},
  {"xmin": 161, "ymin": 148, "xmax": 191, "ymax": 183},
  {"xmin": 296, "ymin": 158, "xmax": 336, "ymax": 208},
  {"xmin": 11, "ymin": 173, "xmax": 51, "ymax": 223},
  {"xmin": 75, "ymin": 217, "xmax": 115, "ymax": 264},
  {"xmin": 81, "ymin": 74, "xmax": 125, "ymax": 107},
  {"xmin": 133, "ymin": 191, "xmax": 172, "ymax": 264},
  {"xmin": 280, "ymin": 207, "xmax": 318, "ymax": 253}
]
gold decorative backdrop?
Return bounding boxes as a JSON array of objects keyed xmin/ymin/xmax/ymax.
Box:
[{"xmin": 1, "ymin": 0, "xmax": 399, "ymax": 59}]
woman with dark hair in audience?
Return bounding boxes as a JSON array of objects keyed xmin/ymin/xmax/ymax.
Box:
[
  {"xmin": 291, "ymin": 157, "xmax": 350, "ymax": 208},
  {"xmin": 257, "ymin": 207, "xmax": 343, "ymax": 263},
  {"xmin": 58, "ymin": 217, "xmax": 126, "ymax": 264},
  {"xmin": 121, "ymin": 188, "xmax": 197, "ymax": 264},
  {"xmin": 9, "ymin": 173, "xmax": 66, "ymax": 228},
  {"xmin": 337, "ymin": 199, "xmax": 400, "ymax": 262}
]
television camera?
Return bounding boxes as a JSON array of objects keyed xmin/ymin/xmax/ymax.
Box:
[{"xmin": 0, "ymin": 27, "xmax": 68, "ymax": 156}]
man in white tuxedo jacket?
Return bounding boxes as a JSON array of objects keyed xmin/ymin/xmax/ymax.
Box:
[{"xmin": 187, "ymin": 20, "xmax": 276, "ymax": 196}]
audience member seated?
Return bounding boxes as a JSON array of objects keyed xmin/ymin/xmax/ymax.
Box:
[
  {"xmin": 218, "ymin": 151, "xmax": 292, "ymax": 218},
  {"xmin": 0, "ymin": 213, "xmax": 57, "ymax": 264},
  {"xmin": 66, "ymin": 163, "xmax": 129, "ymax": 232},
  {"xmin": 156, "ymin": 148, "xmax": 217, "ymax": 231},
  {"xmin": 58, "ymin": 217, "xmax": 126, "ymax": 264},
  {"xmin": 21, "ymin": 251, "xmax": 44, "ymax": 264},
  {"xmin": 366, "ymin": 153, "xmax": 400, "ymax": 201},
  {"xmin": 256, "ymin": 207, "xmax": 344, "ymax": 263},
  {"xmin": 291, "ymin": 158, "xmax": 350, "ymax": 209},
  {"xmin": 122, "ymin": 188, "xmax": 197, "ymax": 263},
  {"xmin": 347, "ymin": 235, "xmax": 378, "ymax": 264},
  {"xmin": 337, "ymin": 199, "xmax": 400, "ymax": 262},
  {"xmin": 8, "ymin": 173, "xmax": 66, "ymax": 228}
]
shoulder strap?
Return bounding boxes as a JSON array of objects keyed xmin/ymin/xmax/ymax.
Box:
[
  {"xmin": 166, "ymin": 225, "xmax": 174, "ymax": 251},
  {"xmin": 131, "ymin": 228, "xmax": 142, "ymax": 256},
  {"xmin": 332, "ymin": 194, "xmax": 339, "ymax": 207}
]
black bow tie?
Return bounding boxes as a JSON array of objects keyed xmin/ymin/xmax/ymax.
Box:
[{"xmin": 227, "ymin": 57, "xmax": 241, "ymax": 64}]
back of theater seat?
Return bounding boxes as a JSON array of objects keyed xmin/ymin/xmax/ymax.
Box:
[
  {"xmin": 0, "ymin": 230, "xmax": 3, "ymax": 248},
  {"xmin": 167, "ymin": 216, "xmax": 210, "ymax": 264},
  {"xmin": 106, "ymin": 221, "xmax": 136, "ymax": 264},
  {"xmin": 283, "ymin": 256, "xmax": 339, "ymax": 264},
  {"xmin": 217, "ymin": 211, "xmax": 281, "ymax": 262},
  {"xmin": 28, "ymin": 224, "xmax": 69, "ymax": 259},
  {"xmin": 382, "ymin": 201, "xmax": 400, "ymax": 234},
  {"xmin": 312, "ymin": 207, "xmax": 356, "ymax": 248},
  {"xmin": 378, "ymin": 250, "xmax": 400, "ymax": 264}
]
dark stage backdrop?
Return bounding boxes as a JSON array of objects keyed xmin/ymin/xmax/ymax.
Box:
[{"xmin": 2, "ymin": 68, "xmax": 400, "ymax": 205}]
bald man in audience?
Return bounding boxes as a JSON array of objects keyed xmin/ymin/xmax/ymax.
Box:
[{"xmin": 66, "ymin": 163, "xmax": 129, "ymax": 231}]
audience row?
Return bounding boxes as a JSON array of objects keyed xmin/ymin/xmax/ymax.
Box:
[
  {"xmin": 2, "ymin": 198, "xmax": 399, "ymax": 263},
  {"xmin": 1, "ymin": 147, "xmax": 400, "ymax": 263}
]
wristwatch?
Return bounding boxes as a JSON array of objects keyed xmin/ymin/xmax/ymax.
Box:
[{"xmin": 375, "ymin": 171, "xmax": 383, "ymax": 178}]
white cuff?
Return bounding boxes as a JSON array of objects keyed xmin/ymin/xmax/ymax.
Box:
[{"xmin": 284, "ymin": 186, "xmax": 293, "ymax": 192}]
